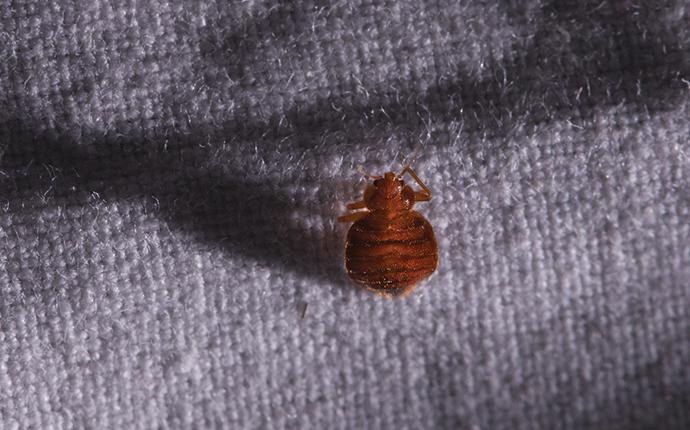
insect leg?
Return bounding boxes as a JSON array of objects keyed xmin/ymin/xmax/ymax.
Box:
[
  {"xmin": 346, "ymin": 200, "xmax": 366, "ymax": 210},
  {"xmin": 337, "ymin": 211, "xmax": 369, "ymax": 223},
  {"xmin": 400, "ymin": 166, "xmax": 432, "ymax": 200},
  {"xmin": 413, "ymin": 191, "xmax": 431, "ymax": 202}
]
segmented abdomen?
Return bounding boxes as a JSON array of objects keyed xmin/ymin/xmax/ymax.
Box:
[{"xmin": 344, "ymin": 211, "xmax": 438, "ymax": 296}]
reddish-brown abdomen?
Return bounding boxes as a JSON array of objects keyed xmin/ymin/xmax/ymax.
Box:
[{"xmin": 344, "ymin": 211, "xmax": 438, "ymax": 296}]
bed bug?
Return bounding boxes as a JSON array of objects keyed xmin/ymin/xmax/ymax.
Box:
[{"xmin": 338, "ymin": 166, "xmax": 438, "ymax": 297}]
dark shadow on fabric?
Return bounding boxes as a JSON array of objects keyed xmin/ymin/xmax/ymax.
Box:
[
  {"xmin": 0, "ymin": 125, "xmax": 347, "ymax": 289},
  {"xmin": 568, "ymin": 328, "xmax": 690, "ymax": 429},
  {"xmin": 199, "ymin": 0, "xmax": 688, "ymax": 147},
  {"xmin": 199, "ymin": 0, "xmax": 333, "ymax": 82}
]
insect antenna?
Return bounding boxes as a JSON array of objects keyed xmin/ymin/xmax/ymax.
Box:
[
  {"xmin": 398, "ymin": 142, "xmax": 425, "ymax": 171},
  {"xmin": 357, "ymin": 165, "xmax": 382, "ymax": 180},
  {"xmin": 399, "ymin": 165, "xmax": 432, "ymax": 196}
]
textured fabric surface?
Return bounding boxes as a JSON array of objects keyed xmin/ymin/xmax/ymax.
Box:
[{"xmin": 1, "ymin": 0, "xmax": 689, "ymax": 428}]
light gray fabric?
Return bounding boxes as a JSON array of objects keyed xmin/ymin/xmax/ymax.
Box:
[{"xmin": 1, "ymin": 1, "xmax": 689, "ymax": 429}]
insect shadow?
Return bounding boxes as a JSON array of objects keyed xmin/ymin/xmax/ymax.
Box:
[{"xmin": 0, "ymin": 124, "xmax": 348, "ymax": 289}]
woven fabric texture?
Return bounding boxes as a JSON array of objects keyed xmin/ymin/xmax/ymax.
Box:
[{"xmin": 1, "ymin": 0, "xmax": 689, "ymax": 428}]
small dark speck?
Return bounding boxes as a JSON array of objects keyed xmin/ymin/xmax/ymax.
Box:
[{"xmin": 299, "ymin": 302, "xmax": 308, "ymax": 320}]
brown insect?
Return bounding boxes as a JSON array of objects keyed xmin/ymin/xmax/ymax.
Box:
[{"xmin": 338, "ymin": 166, "xmax": 438, "ymax": 297}]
